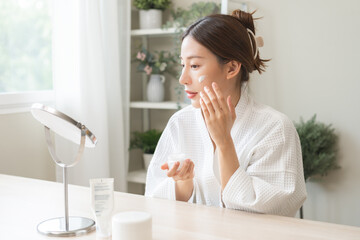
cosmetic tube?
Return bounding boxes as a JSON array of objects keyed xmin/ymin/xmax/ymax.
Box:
[{"xmin": 90, "ymin": 178, "xmax": 114, "ymax": 239}]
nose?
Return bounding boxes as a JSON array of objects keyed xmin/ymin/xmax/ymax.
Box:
[{"xmin": 179, "ymin": 68, "xmax": 192, "ymax": 86}]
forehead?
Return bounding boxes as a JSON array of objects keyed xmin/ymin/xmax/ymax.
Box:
[{"xmin": 180, "ymin": 36, "xmax": 213, "ymax": 60}]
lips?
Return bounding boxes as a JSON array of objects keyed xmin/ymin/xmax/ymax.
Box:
[{"xmin": 185, "ymin": 90, "xmax": 198, "ymax": 99}]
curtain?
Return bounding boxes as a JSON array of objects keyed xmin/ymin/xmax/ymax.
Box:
[{"xmin": 52, "ymin": 0, "xmax": 130, "ymax": 191}]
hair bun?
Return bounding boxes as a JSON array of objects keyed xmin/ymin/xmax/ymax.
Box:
[
  {"xmin": 231, "ymin": 9, "xmax": 255, "ymax": 33},
  {"xmin": 231, "ymin": 9, "xmax": 268, "ymax": 75}
]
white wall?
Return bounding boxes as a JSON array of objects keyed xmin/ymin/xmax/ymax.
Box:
[
  {"xmin": 245, "ymin": 0, "xmax": 360, "ymax": 227},
  {"xmin": 0, "ymin": 112, "xmax": 55, "ymax": 181}
]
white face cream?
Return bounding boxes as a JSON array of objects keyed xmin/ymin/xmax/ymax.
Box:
[
  {"xmin": 198, "ymin": 75, "xmax": 205, "ymax": 83},
  {"xmin": 167, "ymin": 153, "xmax": 186, "ymax": 170}
]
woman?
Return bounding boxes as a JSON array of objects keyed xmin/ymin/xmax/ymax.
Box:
[{"xmin": 145, "ymin": 9, "xmax": 307, "ymax": 217}]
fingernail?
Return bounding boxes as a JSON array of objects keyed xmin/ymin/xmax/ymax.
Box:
[{"xmin": 204, "ymin": 86, "xmax": 209, "ymax": 91}]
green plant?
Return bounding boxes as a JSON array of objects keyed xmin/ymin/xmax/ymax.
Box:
[
  {"xmin": 129, "ymin": 129, "xmax": 163, "ymax": 154},
  {"xmin": 133, "ymin": 0, "xmax": 171, "ymax": 10},
  {"xmin": 295, "ymin": 115, "xmax": 340, "ymax": 182},
  {"xmin": 164, "ymin": 2, "xmax": 220, "ymax": 30},
  {"xmin": 134, "ymin": 47, "xmax": 178, "ymax": 77},
  {"xmin": 163, "ymin": 2, "xmax": 220, "ymax": 56}
]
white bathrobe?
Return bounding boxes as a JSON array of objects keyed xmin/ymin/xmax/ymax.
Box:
[{"xmin": 145, "ymin": 89, "xmax": 307, "ymax": 217}]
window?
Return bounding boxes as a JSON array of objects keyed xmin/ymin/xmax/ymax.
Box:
[{"xmin": 0, "ymin": 0, "xmax": 53, "ymax": 113}]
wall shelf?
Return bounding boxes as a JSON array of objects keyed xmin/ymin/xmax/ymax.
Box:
[
  {"xmin": 128, "ymin": 23, "xmax": 186, "ymax": 193},
  {"xmin": 127, "ymin": 169, "xmax": 147, "ymax": 184},
  {"xmin": 131, "ymin": 28, "xmax": 184, "ymax": 37}
]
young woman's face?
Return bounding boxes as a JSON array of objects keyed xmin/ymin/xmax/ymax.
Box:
[{"xmin": 179, "ymin": 36, "xmax": 235, "ymax": 108}]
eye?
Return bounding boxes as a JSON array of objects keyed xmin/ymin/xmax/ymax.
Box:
[
  {"xmin": 191, "ymin": 65, "xmax": 199, "ymax": 69},
  {"xmin": 180, "ymin": 63, "xmax": 185, "ymax": 68}
]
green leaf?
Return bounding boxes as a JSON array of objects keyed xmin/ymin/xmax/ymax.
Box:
[
  {"xmin": 295, "ymin": 115, "xmax": 340, "ymax": 181},
  {"xmin": 133, "ymin": 0, "xmax": 171, "ymax": 10},
  {"xmin": 129, "ymin": 129, "xmax": 163, "ymax": 154}
]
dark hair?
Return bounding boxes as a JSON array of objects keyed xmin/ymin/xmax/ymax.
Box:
[{"xmin": 182, "ymin": 9, "xmax": 269, "ymax": 84}]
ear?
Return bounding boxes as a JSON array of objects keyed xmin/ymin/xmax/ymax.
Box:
[{"xmin": 225, "ymin": 60, "xmax": 241, "ymax": 80}]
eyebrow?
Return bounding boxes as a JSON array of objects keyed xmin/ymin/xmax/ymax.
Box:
[{"xmin": 179, "ymin": 55, "xmax": 205, "ymax": 60}]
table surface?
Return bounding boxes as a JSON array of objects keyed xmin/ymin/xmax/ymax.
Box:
[{"xmin": 1, "ymin": 174, "xmax": 360, "ymax": 240}]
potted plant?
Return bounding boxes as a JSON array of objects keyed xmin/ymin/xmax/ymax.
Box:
[
  {"xmin": 133, "ymin": 0, "xmax": 172, "ymax": 29},
  {"xmin": 134, "ymin": 47, "xmax": 177, "ymax": 102},
  {"xmin": 295, "ymin": 114, "xmax": 340, "ymax": 219},
  {"xmin": 129, "ymin": 129, "xmax": 163, "ymax": 170}
]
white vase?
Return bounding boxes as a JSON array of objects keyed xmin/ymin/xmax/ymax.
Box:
[
  {"xmin": 147, "ymin": 74, "xmax": 165, "ymax": 102},
  {"xmin": 143, "ymin": 153, "xmax": 153, "ymax": 170},
  {"xmin": 139, "ymin": 9, "xmax": 162, "ymax": 29}
]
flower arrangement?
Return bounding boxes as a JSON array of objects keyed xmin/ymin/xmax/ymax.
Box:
[
  {"xmin": 134, "ymin": 47, "xmax": 178, "ymax": 76},
  {"xmin": 133, "ymin": 0, "xmax": 172, "ymax": 10}
]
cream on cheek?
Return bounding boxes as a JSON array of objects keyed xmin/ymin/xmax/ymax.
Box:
[
  {"xmin": 198, "ymin": 75, "xmax": 206, "ymax": 83},
  {"xmin": 197, "ymin": 74, "xmax": 216, "ymax": 94}
]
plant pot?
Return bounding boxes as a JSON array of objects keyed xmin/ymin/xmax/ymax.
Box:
[
  {"xmin": 139, "ymin": 9, "xmax": 162, "ymax": 29},
  {"xmin": 143, "ymin": 153, "xmax": 153, "ymax": 170},
  {"xmin": 147, "ymin": 74, "xmax": 165, "ymax": 102}
]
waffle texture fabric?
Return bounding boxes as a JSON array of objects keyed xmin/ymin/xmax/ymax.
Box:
[{"xmin": 145, "ymin": 89, "xmax": 307, "ymax": 217}]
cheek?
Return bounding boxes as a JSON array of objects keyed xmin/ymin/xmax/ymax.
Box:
[
  {"xmin": 198, "ymin": 74, "xmax": 220, "ymax": 89},
  {"xmin": 198, "ymin": 75, "xmax": 206, "ymax": 84},
  {"xmin": 190, "ymin": 64, "xmax": 225, "ymax": 88},
  {"xmin": 200, "ymin": 66, "xmax": 224, "ymax": 83}
]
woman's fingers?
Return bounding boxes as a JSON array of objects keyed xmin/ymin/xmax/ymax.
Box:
[
  {"xmin": 178, "ymin": 159, "xmax": 192, "ymax": 177},
  {"xmin": 161, "ymin": 162, "xmax": 169, "ymax": 170},
  {"xmin": 204, "ymin": 85, "xmax": 222, "ymax": 113},
  {"xmin": 200, "ymin": 90, "xmax": 214, "ymax": 114},
  {"xmin": 167, "ymin": 161, "xmax": 180, "ymax": 177},
  {"xmin": 212, "ymin": 82, "xmax": 228, "ymax": 113},
  {"xmin": 163, "ymin": 159, "xmax": 194, "ymax": 181},
  {"xmin": 177, "ymin": 161, "xmax": 188, "ymax": 177},
  {"xmin": 200, "ymin": 98, "xmax": 210, "ymax": 118},
  {"xmin": 188, "ymin": 161, "xmax": 195, "ymax": 178}
]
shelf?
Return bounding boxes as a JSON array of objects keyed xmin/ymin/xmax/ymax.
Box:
[
  {"xmin": 131, "ymin": 27, "xmax": 185, "ymax": 37},
  {"xmin": 127, "ymin": 169, "xmax": 147, "ymax": 184},
  {"xmin": 130, "ymin": 101, "xmax": 189, "ymax": 110}
]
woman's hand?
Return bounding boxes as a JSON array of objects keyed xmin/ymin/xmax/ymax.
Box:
[
  {"xmin": 200, "ymin": 82, "xmax": 240, "ymax": 189},
  {"xmin": 161, "ymin": 159, "xmax": 195, "ymax": 201},
  {"xmin": 199, "ymin": 82, "xmax": 236, "ymax": 148},
  {"xmin": 161, "ymin": 159, "xmax": 194, "ymax": 182}
]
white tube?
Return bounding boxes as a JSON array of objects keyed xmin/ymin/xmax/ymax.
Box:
[{"xmin": 90, "ymin": 178, "xmax": 114, "ymax": 239}]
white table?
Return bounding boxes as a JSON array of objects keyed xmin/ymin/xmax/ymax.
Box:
[{"xmin": 0, "ymin": 174, "xmax": 359, "ymax": 240}]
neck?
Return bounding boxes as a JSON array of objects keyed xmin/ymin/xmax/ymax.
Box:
[{"xmin": 229, "ymin": 85, "xmax": 242, "ymax": 108}]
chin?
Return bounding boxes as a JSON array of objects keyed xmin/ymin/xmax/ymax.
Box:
[{"xmin": 191, "ymin": 100, "xmax": 201, "ymax": 108}]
